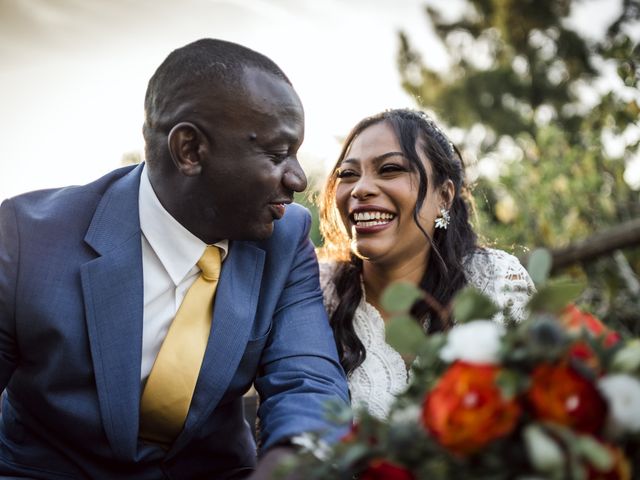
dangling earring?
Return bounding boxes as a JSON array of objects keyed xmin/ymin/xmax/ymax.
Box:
[{"xmin": 435, "ymin": 207, "xmax": 450, "ymax": 229}]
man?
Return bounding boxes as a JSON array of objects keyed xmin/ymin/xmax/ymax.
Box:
[{"xmin": 0, "ymin": 39, "xmax": 349, "ymax": 479}]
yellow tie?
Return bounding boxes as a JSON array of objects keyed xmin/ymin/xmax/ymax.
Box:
[{"xmin": 139, "ymin": 246, "xmax": 221, "ymax": 444}]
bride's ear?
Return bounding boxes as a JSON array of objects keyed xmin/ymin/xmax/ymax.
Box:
[{"xmin": 439, "ymin": 179, "xmax": 455, "ymax": 209}]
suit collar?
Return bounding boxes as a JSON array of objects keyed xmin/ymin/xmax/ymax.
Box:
[{"xmin": 81, "ymin": 164, "xmax": 145, "ymax": 459}]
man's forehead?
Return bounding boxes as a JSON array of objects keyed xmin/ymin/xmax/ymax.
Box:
[{"xmin": 240, "ymin": 67, "xmax": 299, "ymax": 106}]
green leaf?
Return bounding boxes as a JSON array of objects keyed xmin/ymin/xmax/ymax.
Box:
[
  {"xmin": 575, "ymin": 435, "xmax": 614, "ymax": 472},
  {"xmin": 452, "ymin": 287, "xmax": 500, "ymax": 323},
  {"xmin": 528, "ymin": 248, "xmax": 553, "ymax": 286},
  {"xmin": 496, "ymin": 369, "xmax": 529, "ymax": 400},
  {"xmin": 335, "ymin": 443, "xmax": 371, "ymax": 472},
  {"xmin": 611, "ymin": 340, "xmax": 640, "ymax": 373},
  {"xmin": 523, "ymin": 424, "xmax": 565, "ymax": 474},
  {"xmin": 386, "ymin": 314, "xmax": 427, "ymax": 356},
  {"xmin": 381, "ymin": 282, "xmax": 423, "ymax": 314},
  {"xmin": 527, "ymin": 278, "xmax": 586, "ymax": 313}
]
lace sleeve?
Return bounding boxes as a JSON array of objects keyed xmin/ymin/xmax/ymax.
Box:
[{"xmin": 464, "ymin": 248, "xmax": 536, "ymax": 322}]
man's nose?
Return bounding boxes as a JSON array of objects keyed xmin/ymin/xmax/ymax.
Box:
[{"xmin": 283, "ymin": 158, "xmax": 307, "ymax": 193}]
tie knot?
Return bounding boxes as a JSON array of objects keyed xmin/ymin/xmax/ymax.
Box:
[{"xmin": 197, "ymin": 246, "xmax": 221, "ymax": 281}]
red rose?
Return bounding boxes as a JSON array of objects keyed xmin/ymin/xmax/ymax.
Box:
[
  {"xmin": 528, "ymin": 362, "xmax": 607, "ymax": 434},
  {"xmin": 360, "ymin": 459, "xmax": 414, "ymax": 480},
  {"xmin": 422, "ymin": 362, "xmax": 521, "ymax": 455},
  {"xmin": 562, "ymin": 305, "xmax": 621, "ymax": 347}
]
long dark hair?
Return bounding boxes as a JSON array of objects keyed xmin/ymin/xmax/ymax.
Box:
[{"xmin": 319, "ymin": 109, "xmax": 478, "ymax": 375}]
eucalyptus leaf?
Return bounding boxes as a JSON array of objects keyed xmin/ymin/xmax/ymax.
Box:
[
  {"xmin": 335, "ymin": 443, "xmax": 371, "ymax": 472},
  {"xmin": 381, "ymin": 282, "xmax": 423, "ymax": 314},
  {"xmin": 523, "ymin": 424, "xmax": 565, "ymax": 474},
  {"xmin": 611, "ymin": 340, "xmax": 640, "ymax": 373},
  {"xmin": 575, "ymin": 435, "xmax": 614, "ymax": 472},
  {"xmin": 527, "ymin": 248, "xmax": 553, "ymax": 286},
  {"xmin": 496, "ymin": 369, "xmax": 528, "ymax": 400},
  {"xmin": 452, "ymin": 287, "xmax": 500, "ymax": 323},
  {"xmin": 527, "ymin": 279, "xmax": 586, "ymax": 313},
  {"xmin": 386, "ymin": 314, "xmax": 427, "ymax": 356}
]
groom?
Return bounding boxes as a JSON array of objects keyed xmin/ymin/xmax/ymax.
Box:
[{"xmin": 0, "ymin": 39, "xmax": 348, "ymax": 479}]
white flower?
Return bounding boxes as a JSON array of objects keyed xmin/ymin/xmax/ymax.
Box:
[
  {"xmin": 389, "ymin": 404, "xmax": 421, "ymax": 425},
  {"xmin": 598, "ymin": 374, "xmax": 640, "ymax": 436},
  {"xmin": 290, "ymin": 432, "xmax": 331, "ymax": 461},
  {"xmin": 439, "ymin": 320, "xmax": 504, "ymax": 364}
]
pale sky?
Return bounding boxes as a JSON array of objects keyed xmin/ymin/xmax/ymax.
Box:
[{"xmin": 0, "ymin": 0, "xmax": 632, "ymax": 199}]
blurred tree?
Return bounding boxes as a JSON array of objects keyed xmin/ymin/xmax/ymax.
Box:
[{"xmin": 397, "ymin": 0, "xmax": 640, "ymax": 332}]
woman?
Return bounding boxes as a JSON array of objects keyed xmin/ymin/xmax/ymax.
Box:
[{"xmin": 319, "ymin": 109, "xmax": 534, "ymax": 418}]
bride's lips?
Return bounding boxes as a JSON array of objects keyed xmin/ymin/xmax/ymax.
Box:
[{"xmin": 349, "ymin": 205, "xmax": 396, "ymax": 234}]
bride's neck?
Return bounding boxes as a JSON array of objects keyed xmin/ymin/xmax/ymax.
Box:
[{"xmin": 362, "ymin": 254, "xmax": 428, "ymax": 320}]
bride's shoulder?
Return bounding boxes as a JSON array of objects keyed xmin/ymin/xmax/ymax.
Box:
[
  {"xmin": 464, "ymin": 247, "xmax": 528, "ymax": 276},
  {"xmin": 318, "ymin": 260, "xmax": 339, "ymax": 289},
  {"xmin": 463, "ymin": 247, "xmax": 536, "ymax": 321}
]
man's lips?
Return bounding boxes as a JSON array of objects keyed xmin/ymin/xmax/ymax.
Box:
[{"xmin": 269, "ymin": 199, "xmax": 292, "ymax": 219}]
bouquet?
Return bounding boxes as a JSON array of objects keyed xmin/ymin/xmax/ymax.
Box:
[{"xmin": 291, "ymin": 250, "xmax": 640, "ymax": 479}]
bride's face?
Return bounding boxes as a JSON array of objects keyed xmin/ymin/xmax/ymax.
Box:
[{"xmin": 334, "ymin": 121, "xmax": 446, "ymax": 266}]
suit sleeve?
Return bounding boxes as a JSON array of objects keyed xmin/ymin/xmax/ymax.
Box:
[
  {"xmin": 0, "ymin": 200, "xmax": 20, "ymax": 390},
  {"xmin": 254, "ymin": 211, "xmax": 350, "ymax": 451}
]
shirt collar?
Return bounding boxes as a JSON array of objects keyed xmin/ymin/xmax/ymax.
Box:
[{"xmin": 139, "ymin": 164, "xmax": 229, "ymax": 285}]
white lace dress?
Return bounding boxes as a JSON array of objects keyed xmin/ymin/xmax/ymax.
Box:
[{"xmin": 319, "ymin": 248, "xmax": 535, "ymax": 419}]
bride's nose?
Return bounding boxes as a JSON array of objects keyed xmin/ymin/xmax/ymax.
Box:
[{"xmin": 350, "ymin": 173, "xmax": 379, "ymax": 200}]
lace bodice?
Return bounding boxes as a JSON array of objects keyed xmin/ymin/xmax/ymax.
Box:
[{"xmin": 319, "ymin": 248, "xmax": 535, "ymax": 419}]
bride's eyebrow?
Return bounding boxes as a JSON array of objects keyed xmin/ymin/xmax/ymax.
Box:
[{"xmin": 342, "ymin": 151, "xmax": 407, "ymax": 164}]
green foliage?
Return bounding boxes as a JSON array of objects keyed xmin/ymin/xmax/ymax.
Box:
[
  {"xmin": 528, "ymin": 278, "xmax": 586, "ymax": 313},
  {"xmin": 527, "ymin": 248, "xmax": 553, "ymax": 286},
  {"xmin": 291, "ymin": 268, "xmax": 640, "ymax": 479},
  {"xmin": 386, "ymin": 314, "xmax": 426, "ymax": 357},
  {"xmin": 397, "ymin": 0, "xmax": 640, "ymax": 331},
  {"xmin": 294, "ymin": 189, "xmax": 322, "ymax": 246},
  {"xmin": 381, "ymin": 281, "xmax": 424, "ymax": 313},
  {"xmin": 452, "ymin": 286, "xmax": 500, "ymax": 322}
]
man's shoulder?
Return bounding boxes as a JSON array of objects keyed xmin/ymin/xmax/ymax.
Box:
[{"xmin": 6, "ymin": 165, "xmax": 140, "ymax": 218}]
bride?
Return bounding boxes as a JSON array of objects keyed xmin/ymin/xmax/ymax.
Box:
[{"xmin": 318, "ymin": 109, "xmax": 535, "ymax": 418}]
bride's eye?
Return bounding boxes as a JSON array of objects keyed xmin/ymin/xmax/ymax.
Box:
[
  {"xmin": 380, "ymin": 164, "xmax": 406, "ymax": 174},
  {"xmin": 336, "ymin": 169, "xmax": 358, "ymax": 179}
]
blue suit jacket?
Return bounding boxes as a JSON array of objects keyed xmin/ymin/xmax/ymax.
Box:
[{"xmin": 0, "ymin": 164, "xmax": 349, "ymax": 479}]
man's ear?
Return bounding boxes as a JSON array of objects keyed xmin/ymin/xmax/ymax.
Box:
[
  {"xmin": 440, "ymin": 179, "xmax": 456, "ymax": 209},
  {"xmin": 167, "ymin": 122, "xmax": 208, "ymax": 176}
]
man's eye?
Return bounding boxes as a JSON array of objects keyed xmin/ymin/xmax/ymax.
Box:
[{"xmin": 267, "ymin": 152, "xmax": 289, "ymax": 163}]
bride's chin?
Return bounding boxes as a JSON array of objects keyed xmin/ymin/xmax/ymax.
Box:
[{"xmin": 350, "ymin": 243, "xmax": 383, "ymax": 264}]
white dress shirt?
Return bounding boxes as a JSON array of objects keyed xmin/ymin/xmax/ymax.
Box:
[{"xmin": 138, "ymin": 165, "xmax": 228, "ymax": 383}]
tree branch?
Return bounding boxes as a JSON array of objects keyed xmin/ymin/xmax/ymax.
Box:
[{"xmin": 540, "ymin": 218, "xmax": 640, "ymax": 271}]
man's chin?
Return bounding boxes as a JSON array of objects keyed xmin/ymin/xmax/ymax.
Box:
[{"xmin": 229, "ymin": 222, "xmax": 275, "ymax": 241}]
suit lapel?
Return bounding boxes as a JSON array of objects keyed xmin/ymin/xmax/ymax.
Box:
[
  {"xmin": 81, "ymin": 164, "xmax": 144, "ymax": 460},
  {"xmin": 167, "ymin": 241, "xmax": 265, "ymax": 458}
]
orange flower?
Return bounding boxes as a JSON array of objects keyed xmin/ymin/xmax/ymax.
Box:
[
  {"xmin": 422, "ymin": 361, "xmax": 521, "ymax": 455},
  {"xmin": 360, "ymin": 459, "xmax": 415, "ymax": 480},
  {"xmin": 528, "ymin": 363, "xmax": 607, "ymax": 434}
]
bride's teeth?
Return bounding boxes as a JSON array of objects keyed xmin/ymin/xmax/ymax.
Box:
[{"xmin": 352, "ymin": 211, "xmax": 395, "ymax": 224}]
